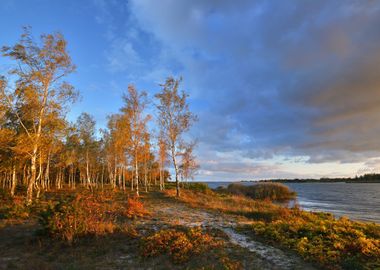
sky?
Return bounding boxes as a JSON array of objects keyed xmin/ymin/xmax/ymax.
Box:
[{"xmin": 1, "ymin": 0, "xmax": 380, "ymax": 181}]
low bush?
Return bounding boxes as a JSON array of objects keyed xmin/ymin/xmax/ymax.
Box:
[
  {"xmin": 226, "ymin": 182, "xmax": 296, "ymax": 201},
  {"xmin": 142, "ymin": 226, "xmax": 223, "ymax": 263},
  {"xmin": 245, "ymin": 213, "xmax": 380, "ymax": 270},
  {"xmin": 183, "ymin": 182, "xmax": 210, "ymax": 193},
  {"xmin": 0, "ymin": 190, "xmax": 30, "ymax": 220},
  {"xmin": 39, "ymin": 190, "xmax": 147, "ymax": 243}
]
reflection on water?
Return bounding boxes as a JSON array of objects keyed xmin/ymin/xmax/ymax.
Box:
[{"xmin": 204, "ymin": 182, "xmax": 380, "ymax": 223}]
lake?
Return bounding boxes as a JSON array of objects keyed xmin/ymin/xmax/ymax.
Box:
[{"xmin": 203, "ymin": 182, "xmax": 380, "ymax": 223}]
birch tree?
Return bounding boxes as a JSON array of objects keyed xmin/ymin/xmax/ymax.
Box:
[
  {"xmin": 121, "ymin": 85, "xmax": 150, "ymax": 196},
  {"xmin": 0, "ymin": 28, "xmax": 77, "ymax": 203},
  {"xmin": 179, "ymin": 142, "xmax": 199, "ymax": 184},
  {"xmin": 155, "ymin": 77, "xmax": 197, "ymax": 197},
  {"xmin": 157, "ymin": 131, "xmax": 167, "ymax": 191},
  {"xmin": 76, "ymin": 113, "xmax": 96, "ymax": 189}
]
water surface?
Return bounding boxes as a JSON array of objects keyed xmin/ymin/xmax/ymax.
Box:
[{"xmin": 204, "ymin": 181, "xmax": 380, "ymax": 223}]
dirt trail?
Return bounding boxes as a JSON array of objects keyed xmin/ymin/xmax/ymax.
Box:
[{"xmin": 143, "ymin": 193, "xmax": 317, "ymax": 270}]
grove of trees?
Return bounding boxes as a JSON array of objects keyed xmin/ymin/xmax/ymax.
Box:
[{"xmin": 0, "ymin": 29, "xmax": 198, "ymax": 203}]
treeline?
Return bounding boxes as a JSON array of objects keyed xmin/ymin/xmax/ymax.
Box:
[
  {"xmin": 0, "ymin": 28, "xmax": 198, "ymax": 204},
  {"xmin": 258, "ymin": 173, "xmax": 380, "ymax": 183}
]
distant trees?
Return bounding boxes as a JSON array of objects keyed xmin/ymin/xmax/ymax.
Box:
[
  {"xmin": 76, "ymin": 113, "xmax": 97, "ymax": 189},
  {"xmin": 0, "ymin": 29, "xmax": 198, "ymax": 202},
  {"xmin": 155, "ymin": 77, "xmax": 198, "ymax": 197}
]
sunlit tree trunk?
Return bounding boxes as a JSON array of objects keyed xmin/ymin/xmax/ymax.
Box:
[
  {"xmin": 27, "ymin": 145, "xmax": 38, "ymax": 204},
  {"xmin": 171, "ymin": 146, "xmax": 180, "ymax": 197},
  {"xmin": 135, "ymin": 156, "xmax": 139, "ymax": 196},
  {"xmin": 159, "ymin": 167, "xmax": 163, "ymax": 191},
  {"xmin": 10, "ymin": 164, "xmax": 17, "ymax": 197},
  {"xmin": 86, "ymin": 150, "xmax": 92, "ymax": 190}
]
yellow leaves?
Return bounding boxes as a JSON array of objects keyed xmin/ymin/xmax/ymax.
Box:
[
  {"xmin": 296, "ymin": 237, "xmax": 309, "ymax": 253},
  {"xmin": 333, "ymin": 242, "xmax": 344, "ymax": 250},
  {"xmin": 357, "ymin": 237, "xmax": 380, "ymax": 256}
]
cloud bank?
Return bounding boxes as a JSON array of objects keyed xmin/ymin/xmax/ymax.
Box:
[{"xmin": 97, "ymin": 0, "xmax": 380, "ymax": 180}]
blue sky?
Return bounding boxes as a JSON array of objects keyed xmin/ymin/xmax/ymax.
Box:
[{"xmin": 1, "ymin": 0, "xmax": 380, "ymax": 181}]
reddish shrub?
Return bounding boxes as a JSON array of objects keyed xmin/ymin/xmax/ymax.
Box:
[{"xmin": 39, "ymin": 191, "xmax": 147, "ymax": 243}]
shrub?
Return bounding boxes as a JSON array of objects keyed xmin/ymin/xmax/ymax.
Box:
[
  {"xmin": 121, "ymin": 198, "xmax": 149, "ymax": 218},
  {"xmin": 142, "ymin": 226, "xmax": 223, "ymax": 263},
  {"xmin": 39, "ymin": 190, "xmax": 147, "ymax": 243},
  {"xmin": 0, "ymin": 190, "xmax": 30, "ymax": 220},
  {"xmin": 226, "ymin": 183, "xmax": 296, "ymax": 201},
  {"xmin": 246, "ymin": 212, "xmax": 380, "ymax": 269},
  {"xmin": 184, "ymin": 182, "xmax": 210, "ymax": 193}
]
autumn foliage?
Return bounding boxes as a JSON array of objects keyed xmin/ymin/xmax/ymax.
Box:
[{"xmin": 39, "ymin": 190, "xmax": 148, "ymax": 243}]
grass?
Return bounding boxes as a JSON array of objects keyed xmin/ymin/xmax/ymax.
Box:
[
  {"xmin": 164, "ymin": 188, "xmax": 286, "ymax": 221},
  {"xmin": 219, "ymin": 182, "xmax": 297, "ymax": 201}
]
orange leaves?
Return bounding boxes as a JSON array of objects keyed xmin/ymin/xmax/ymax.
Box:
[
  {"xmin": 39, "ymin": 190, "xmax": 148, "ymax": 244},
  {"xmin": 123, "ymin": 198, "xmax": 149, "ymax": 218}
]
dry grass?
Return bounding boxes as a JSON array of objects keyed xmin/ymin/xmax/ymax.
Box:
[{"xmin": 164, "ymin": 188, "xmax": 288, "ymax": 221}]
